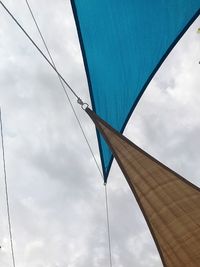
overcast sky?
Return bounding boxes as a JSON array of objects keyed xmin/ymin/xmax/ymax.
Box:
[{"xmin": 0, "ymin": 1, "xmax": 200, "ymax": 267}]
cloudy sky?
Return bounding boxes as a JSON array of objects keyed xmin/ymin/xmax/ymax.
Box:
[{"xmin": 0, "ymin": 1, "xmax": 200, "ymax": 267}]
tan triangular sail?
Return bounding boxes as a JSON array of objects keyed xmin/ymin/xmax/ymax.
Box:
[{"xmin": 86, "ymin": 108, "xmax": 200, "ymax": 267}]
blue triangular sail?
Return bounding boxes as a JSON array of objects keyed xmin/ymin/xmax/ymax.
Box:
[{"xmin": 71, "ymin": 0, "xmax": 200, "ymax": 181}]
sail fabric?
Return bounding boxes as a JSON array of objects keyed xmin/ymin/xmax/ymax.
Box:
[
  {"xmin": 86, "ymin": 107, "xmax": 200, "ymax": 267},
  {"xmin": 71, "ymin": 0, "xmax": 200, "ymax": 180}
]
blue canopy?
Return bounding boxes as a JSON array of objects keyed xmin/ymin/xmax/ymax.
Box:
[{"xmin": 71, "ymin": 0, "xmax": 200, "ymax": 181}]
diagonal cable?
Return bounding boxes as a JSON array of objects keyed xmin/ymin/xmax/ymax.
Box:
[
  {"xmin": 25, "ymin": 4, "xmax": 113, "ymax": 266},
  {"xmin": 24, "ymin": 0, "xmax": 103, "ymax": 179}
]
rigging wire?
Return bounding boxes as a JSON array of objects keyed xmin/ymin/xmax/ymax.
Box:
[
  {"xmin": 25, "ymin": 2, "xmax": 113, "ymax": 266},
  {"xmin": 24, "ymin": 0, "xmax": 103, "ymax": 179},
  {"xmin": 25, "ymin": 2, "xmax": 113, "ymax": 265},
  {"xmin": 104, "ymin": 184, "xmax": 113, "ymax": 267},
  {"xmin": 0, "ymin": 108, "xmax": 16, "ymax": 267},
  {"xmin": 24, "ymin": 3, "xmax": 113, "ymax": 267}
]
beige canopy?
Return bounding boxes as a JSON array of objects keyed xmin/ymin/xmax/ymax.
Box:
[{"xmin": 87, "ymin": 108, "xmax": 200, "ymax": 267}]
